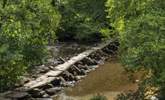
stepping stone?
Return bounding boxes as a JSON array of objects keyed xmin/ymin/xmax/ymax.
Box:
[
  {"xmin": 5, "ymin": 91, "xmax": 30, "ymax": 99},
  {"xmin": 0, "ymin": 97, "xmax": 11, "ymax": 100},
  {"xmin": 45, "ymin": 87, "xmax": 62, "ymax": 95},
  {"xmin": 35, "ymin": 98, "xmax": 53, "ymax": 100}
]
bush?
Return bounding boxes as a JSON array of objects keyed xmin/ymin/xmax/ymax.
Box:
[{"xmin": 0, "ymin": 0, "xmax": 61, "ymax": 91}]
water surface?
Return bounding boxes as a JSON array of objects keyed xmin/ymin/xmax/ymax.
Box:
[{"xmin": 55, "ymin": 58, "xmax": 142, "ymax": 100}]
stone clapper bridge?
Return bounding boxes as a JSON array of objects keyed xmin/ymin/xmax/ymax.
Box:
[{"xmin": 0, "ymin": 40, "xmax": 119, "ymax": 100}]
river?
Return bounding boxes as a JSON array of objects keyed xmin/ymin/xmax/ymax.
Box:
[{"xmin": 54, "ymin": 57, "xmax": 142, "ymax": 100}]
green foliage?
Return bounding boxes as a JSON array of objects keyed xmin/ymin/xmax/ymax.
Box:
[
  {"xmin": 56, "ymin": 0, "xmax": 110, "ymax": 42},
  {"xmin": 0, "ymin": 0, "xmax": 61, "ymax": 91},
  {"xmin": 90, "ymin": 94, "xmax": 107, "ymax": 100},
  {"xmin": 100, "ymin": 28, "xmax": 117, "ymax": 40},
  {"xmin": 106, "ymin": 0, "xmax": 165, "ymax": 97}
]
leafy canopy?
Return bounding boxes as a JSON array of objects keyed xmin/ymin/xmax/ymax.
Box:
[
  {"xmin": 56, "ymin": 0, "xmax": 111, "ymax": 42},
  {"xmin": 0, "ymin": 0, "xmax": 61, "ymax": 91},
  {"xmin": 106, "ymin": 0, "xmax": 165, "ymax": 97}
]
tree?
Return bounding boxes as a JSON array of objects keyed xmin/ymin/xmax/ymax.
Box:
[
  {"xmin": 56, "ymin": 0, "xmax": 111, "ymax": 42},
  {"xmin": 106, "ymin": 0, "xmax": 165, "ymax": 98},
  {"xmin": 0, "ymin": 0, "xmax": 61, "ymax": 92}
]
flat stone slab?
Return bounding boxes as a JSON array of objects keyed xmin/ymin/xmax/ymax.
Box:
[
  {"xmin": 22, "ymin": 41, "xmax": 112, "ymax": 91},
  {"xmin": 0, "ymin": 97, "xmax": 11, "ymax": 100},
  {"xmin": 4, "ymin": 91, "xmax": 29, "ymax": 99},
  {"xmin": 35, "ymin": 98, "xmax": 53, "ymax": 100}
]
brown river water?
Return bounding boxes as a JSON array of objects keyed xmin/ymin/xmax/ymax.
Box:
[{"xmin": 54, "ymin": 57, "xmax": 143, "ymax": 100}]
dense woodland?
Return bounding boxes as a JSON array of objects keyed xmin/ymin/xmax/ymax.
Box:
[{"xmin": 0, "ymin": 0, "xmax": 164, "ymax": 99}]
